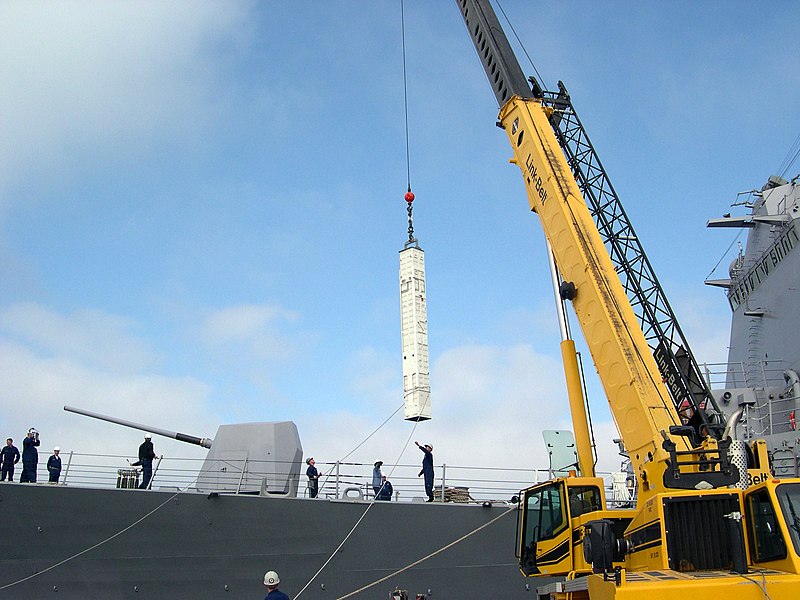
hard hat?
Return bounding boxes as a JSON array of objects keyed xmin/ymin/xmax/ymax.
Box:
[
  {"xmin": 29, "ymin": 428, "xmax": 38, "ymax": 434},
  {"xmin": 145, "ymin": 433, "xmax": 152, "ymax": 439},
  {"xmin": 54, "ymin": 447, "xmax": 60, "ymax": 452},
  {"xmin": 305, "ymin": 457, "xmax": 313, "ymax": 465},
  {"xmin": 263, "ymin": 571, "xmax": 280, "ymax": 586}
]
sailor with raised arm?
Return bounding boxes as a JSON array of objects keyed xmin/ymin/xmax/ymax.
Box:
[{"xmin": 415, "ymin": 441, "xmax": 434, "ymax": 502}]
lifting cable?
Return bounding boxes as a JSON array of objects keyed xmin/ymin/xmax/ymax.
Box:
[
  {"xmin": 495, "ymin": 0, "xmax": 545, "ymax": 93},
  {"xmin": 335, "ymin": 505, "xmax": 515, "ymax": 600},
  {"xmin": 401, "ymin": 0, "xmax": 417, "ymax": 244},
  {"xmin": 293, "ymin": 5, "xmax": 427, "ymax": 595},
  {"xmin": 705, "ymin": 230, "xmax": 745, "ymax": 282},
  {"xmin": 778, "ymin": 129, "xmax": 800, "ymax": 180},
  {"xmin": 294, "ymin": 409, "xmax": 427, "ymax": 599},
  {"xmin": 308, "ymin": 6, "xmax": 513, "ymax": 593}
]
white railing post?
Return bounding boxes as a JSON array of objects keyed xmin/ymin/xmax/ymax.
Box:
[
  {"xmin": 236, "ymin": 458, "xmax": 249, "ymax": 494},
  {"xmin": 149, "ymin": 455, "xmax": 164, "ymax": 490},
  {"xmin": 62, "ymin": 450, "xmax": 74, "ymax": 485}
]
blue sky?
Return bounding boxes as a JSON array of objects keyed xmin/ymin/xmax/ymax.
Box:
[{"xmin": 1, "ymin": 1, "xmax": 799, "ymax": 476}]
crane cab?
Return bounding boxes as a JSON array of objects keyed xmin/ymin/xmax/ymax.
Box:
[
  {"xmin": 743, "ymin": 479, "xmax": 800, "ymax": 573},
  {"xmin": 517, "ymin": 476, "xmax": 632, "ymax": 577}
]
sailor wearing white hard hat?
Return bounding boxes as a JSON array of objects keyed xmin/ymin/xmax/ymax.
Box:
[
  {"xmin": 47, "ymin": 446, "xmax": 62, "ymax": 484},
  {"xmin": 415, "ymin": 441, "xmax": 435, "ymax": 502},
  {"xmin": 263, "ymin": 570, "xmax": 290, "ymax": 600},
  {"xmin": 372, "ymin": 460, "xmax": 384, "ymax": 497},
  {"xmin": 137, "ymin": 433, "xmax": 156, "ymax": 490},
  {"xmin": 305, "ymin": 457, "xmax": 320, "ymax": 498}
]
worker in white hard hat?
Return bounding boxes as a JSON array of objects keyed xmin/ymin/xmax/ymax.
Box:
[
  {"xmin": 263, "ymin": 570, "xmax": 290, "ymax": 600},
  {"xmin": 47, "ymin": 447, "xmax": 62, "ymax": 484},
  {"xmin": 305, "ymin": 457, "xmax": 319, "ymax": 498},
  {"xmin": 415, "ymin": 441, "xmax": 435, "ymax": 502},
  {"xmin": 137, "ymin": 433, "xmax": 156, "ymax": 489},
  {"xmin": 372, "ymin": 460, "xmax": 384, "ymax": 497}
]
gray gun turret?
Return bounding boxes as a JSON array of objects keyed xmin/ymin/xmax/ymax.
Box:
[{"xmin": 64, "ymin": 405, "xmax": 303, "ymax": 496}]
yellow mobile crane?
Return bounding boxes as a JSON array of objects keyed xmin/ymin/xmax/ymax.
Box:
[{"xmin": 456, "ymin": 1, "xmax": 800, "ymax": 598}]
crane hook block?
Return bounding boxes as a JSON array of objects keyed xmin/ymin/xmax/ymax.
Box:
[{"xmin": 405, "ymin": 191, "xmax": 415, "ymax": 203}]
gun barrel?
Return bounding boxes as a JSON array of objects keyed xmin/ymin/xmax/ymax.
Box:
[{"xmin": 64, "ymin": 405, "xmax": 213, "ymax": 448}]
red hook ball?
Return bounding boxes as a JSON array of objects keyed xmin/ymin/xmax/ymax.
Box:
[{"xmin": 404, "ymin": 191, "xmax": 415, "ymax": 203}]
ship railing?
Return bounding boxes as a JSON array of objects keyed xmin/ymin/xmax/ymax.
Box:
[
  {"xmin": 700, "ymin": 360, "xmax": 793, "ymax": 389},
  {"xmin": 20, "ymin": 453, "xmax": 629, "ymax": 505},
  {"xmin": 315, "ymin": 461, "xmax": 547, "ymax": 503},
  {"xmin": 701, "ymin": 359, "xmax": 800, "ymax": 438}
]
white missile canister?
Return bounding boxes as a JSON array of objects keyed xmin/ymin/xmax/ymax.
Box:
[{"xmin": 399, "ymin": 244, "xmax": 431, "ymax": 421}]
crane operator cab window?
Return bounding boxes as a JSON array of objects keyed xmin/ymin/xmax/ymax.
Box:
[
  {"xmin": 775, "ymin": 483, "xmax": 800, "ymax": 556},
  {"xmin": 745, "ymin": 487, "xmax": 788, "ymax": 562},
  {"xmin": 567, "ymin": 485, "xmax": 602, "ymax": 518},
  {"xmin": 748, "ymin": 482, "xmax": 800, "ymax": 563},
  {"xmin": 518, "ymin": 481, "xmax": 569, "ymax": 575}
]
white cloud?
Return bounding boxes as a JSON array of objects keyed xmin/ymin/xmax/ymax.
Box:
[
  {"xmin": 199, "ymin": 303, "xmax": 306, "ymax": 367},
  {"xmin": 0, "ymin": 299, "xmax": 670, "ymax": 498},
  {"xmin": 0, "ymin": 338, "xmax": 212, "ymax": 461},
  {"xmin": 202, "ymin": 303, "xmax": 298, "ymax": 343},
  {"xmin": 347, "ymin": 346, "xmax": 397, "ymax": 405},
  {"xmin": 302, "ymin": 343, "xmax": 572, "ymax": 469},
  {"xmin": 294, "ymin": 341, "xmax": 628, "ymax": 500},
  {"xmin": 0, "ymin": 302, "xmax": 156, "ymax": 373}
]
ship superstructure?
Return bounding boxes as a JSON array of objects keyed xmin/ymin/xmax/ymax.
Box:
[{"xmin": 707, "ymin": 175, "xmax": 800, "ymax": 476}]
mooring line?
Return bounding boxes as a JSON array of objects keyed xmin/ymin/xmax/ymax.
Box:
[{"xmin": 336, "ymin": 506, "xmax": 516, "ymax": 600}]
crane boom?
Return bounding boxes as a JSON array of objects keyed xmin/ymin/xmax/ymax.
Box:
[
  {"xmin": 458, "ymin": 0, "xmax": 723, "ymax": 446},
  {"xmin": 454, "ymin": 1, "xmax": 800, "ymax": 598},
  {"xmin": 455, "ymin": 0, "xmax": 732, "ymax": 496}
]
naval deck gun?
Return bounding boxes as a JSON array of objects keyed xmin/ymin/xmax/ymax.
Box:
[
  {"xmin": 64, "ymin": 405, "xmax": 303, "ymax": 496},
  {"xmin": 65, "ymin": 405, "xmax": 214, "ymax": 448}
]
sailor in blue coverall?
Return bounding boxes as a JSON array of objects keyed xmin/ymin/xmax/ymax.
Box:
[
  {"xmin": 415, "ymin": 441, "xmax": 434, "ymax": 502},
  {"xmin": 0, "ymin": 438, "xmax": 20, "ymax": 481},
  {"xmin": 20, "ymin": 429, "xmax": 40, "ymax": 483},
  {"xmin": 137, "ymin": 433, "xmax": 156, "ymax": 489},
  {"xmin": 47, "ymin": 447, "xmax": 62, "ymax": 483},
  {"xmin": 306, "ymin": 457, "xmax": 319, "ymax": 498},
  {"xmin": 375, "ymin": 475, "xmax": 393, "ymax": 501}
]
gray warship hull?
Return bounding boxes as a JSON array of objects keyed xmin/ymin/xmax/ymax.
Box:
[{"xmin": 0, "ymin": 482, "xmax": 533, "ymax": 599}]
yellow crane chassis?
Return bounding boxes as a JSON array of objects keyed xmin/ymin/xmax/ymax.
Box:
[{"xmin": 559, "ymin": 568, "xmax": 797, "ymax": 600}]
